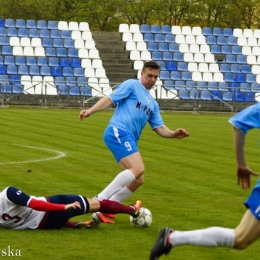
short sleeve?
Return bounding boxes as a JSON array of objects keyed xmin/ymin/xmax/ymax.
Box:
[{"xmin": 6, "ymin": 187, "xmax": 31, "ymax": 206}]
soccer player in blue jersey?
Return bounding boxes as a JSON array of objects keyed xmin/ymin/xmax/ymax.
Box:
[
  {"xmin": 79, "ymin": 61, "xmax": 189, "ymax": 223},
  {"xmin": 0, "ymin": 186, "xmax": 140, "ymax": 230},
  {"xmin": 149, "ymin": 103, "xmax": 260, "ymax": 260}
]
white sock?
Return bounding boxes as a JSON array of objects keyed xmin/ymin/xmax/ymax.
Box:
[
  {"xmin": 109, "ymin": 187, "xmax": 133, "ymax": 203},
  {"xmin": 97, "ymin": 169, "xmax": 135, "ymax": 200},
  {"xmin": 169, "ymin": 227, "xmax": 235, "ymax": 248}
]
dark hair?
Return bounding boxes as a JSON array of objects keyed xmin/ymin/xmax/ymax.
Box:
[{"xmin": 142, "ymin": 61, "xmax": 160, "ymax": 71}]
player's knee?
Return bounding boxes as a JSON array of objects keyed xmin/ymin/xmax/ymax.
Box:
[{"xmin": 234, "ymin": 237, "xmax": 250, "ymax": 250}]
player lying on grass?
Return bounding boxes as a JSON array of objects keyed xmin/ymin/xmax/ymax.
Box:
[
  {"xmin": 0, "ymin": 186, "xmax": 141, "ymax": 230},
  {"xmin": 149, "ymin": 103, "xmax": 260, "ymax": 259}
]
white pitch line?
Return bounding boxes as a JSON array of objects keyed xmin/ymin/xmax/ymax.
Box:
[{"xmin": 0, "ymin": 144, "xmax": 66, "ymax": 165}]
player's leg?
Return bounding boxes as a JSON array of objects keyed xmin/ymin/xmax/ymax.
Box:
[{"xmin": 234, "ymin": 209, "xmax": 260, "ymax": 249}]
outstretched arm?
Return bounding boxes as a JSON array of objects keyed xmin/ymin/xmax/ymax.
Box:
[
  {"xmin": 154, "ymin": 125, "xmax": 189, "ymax": 139},
  {"xmin": 79, "ymin": 96, "xmax": 113, "ymax": 120},
  {"xmin": 233, "ymin": 127, "xmax": 259, "ymax": 190}
]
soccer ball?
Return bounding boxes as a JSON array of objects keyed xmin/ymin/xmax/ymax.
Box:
[{"xmin": 130, "ymin": 207, "xmax": 152, "ymax": 227}]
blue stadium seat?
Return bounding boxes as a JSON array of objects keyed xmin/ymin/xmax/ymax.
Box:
[
  {"xmin": 40, "ymin": 66, "xmax": 51, "ymax": 76},
  {"xmin": 0, "ymin": 57, "xmax": 3, "ymax": 64},
  {"xmin": 169, "ymin": 43, "xmax": 179, "ymax": 52},
  {"xmin": 18, "ymin": 28, "xmax": 28, "ymax": 37},
  {"xmin": 159, "ymin": 71, "xmax": 170, "ymax": 80},
  {"xmin": 140, "ymin": 24, "xmax": 150, "ymax": 34},
  {"xmin": 224, "ymin": 72, "xmax": 235, "ymax": 82},
  {"xmin": 229, "ymin": 82, "xmax": 239, "ymax": 92},
  {"xmin": 251, "ymin": 82, "xmax": 260, "ymax": 92},
  {"xmin": 241, "ymin": 65, "xmax": 251, "ymax": 73},
  {"xmin": 156, "ymin": 61, "xmax": 166, "ymax": 70},
  {"xmin": 207, "ymin": 81, "xmax": 218, "ymax": 91},
  {"xmin": 213, "ymin": 27, "xmax": 223, "ymax": 36},
  {"xmin": 4, "ymin": 56, "xmax": 14, "ymax": 65},
  {"xmin": 158, "ymin": 43, "xmax": 168, "ymax": 51},
  {"xmin": 196, "ymin": 81, "xmax": 207, "ymax": 90},
  {"xmin": 218, "ymin": 81, "xmax": 229, "ymax": 91},
  {"xmin": 51, "ymin": 66, "xmax": 62, "ymax": 77},
  {"xmin": 48, "ymin": 57, "xmax": 59, "ymax": 67},
  {"xmin": 222, "ymin": 91, "xmax": 233, "ymax": 101},
  {"xmin": 211, "ymin": 90, "xmax": 222, "ymax": 101},
  {"xmin": 162, "ymin": 51, "xmax": 173, "ymax": 61},
  {"xmin": 70, "ymin": 58, "xmax": 81, "ymax": 68},
  {"xmin": 18, "ymin": 65, "xmax": 29, "ymax": 75},
  {"xmin": 170, "ymin": 71, "xmax": 181, "ymax": 81},
  {"xmin": 165, "ymin": 34, "xmax": 175, "ymax": 43},
  {"xmin": 231, "ymin": 46, "xmax": 242, "ymax": 55},
  {"xmin": 15, "ymin": 57, "xmax": 25, "ymax": 66},
  {"xmin": 147, "ymin": 42, "xmax": 157, "ymax": 51},
  {"xmin": 10, "ymin": 74, "xmax": 23, "ymax": 94},
  {"xmin": 186, "ymin": 80, "xmax": 196, "ymax": 90},
  {"xmin": 143, "ymin": 33, "xmax": 154, "ymax": 42},
  {"xmin": 0, "ymin": 75, "xmax": 8, "ymax": 93},
  {"xmin": 29, "ymin": 65, "xmax": 40, "ymax": 76},
  {"xmin": 200, "ymin": 90, "xmax": 212, "ymax": 100},
  {"xmin": 165, "ymin": 61, "xmax": 176, "ymax": 71},
  {"xmin": 5, "ymin": 19, "xmax": 15, "ymax": 28},
  {"xmin": 221, "ymin": 45, "xmax": 231, "ymax": 54},
  {"xmin": 7, "ymin": 64, "xmax": 17, "ymax": 74},
  {"xmin": 174, "ymin": 80, "xmax": 185, "ymax": 90},
  {"xmin": 235, "ymin": 73, "xmax": 246, "ymax": 83},
  {"xmin": 37, "ymin": 20, "xmax": 47, "ymax": 29},
  {"xmin": 240, "ymin": 83, "xmax": 250, "ymax": 92},
  {"xmin": 29, "ymin": 29, "xmax": 39, "ymax": 38},
  {"xmin": 74, "ymin": 68, "xmax": 84, "ymax": 77},
  {"xmin": 246, "ymin": 74, "xmax": 256, "ymax": 83},
  {"xmin": 206, "ymin": 35, "xmax": 216, "ymax": 45},
  {"xmin": 151, "ymin": 25, "xmax": 161, "ymax": 34},
  {"xmin": 56, "ymin": 48, "xmax": 67, "ymax": 57},
  {"xmin": 172, "ymin": 52, "xmax": 184, "ymax": 62},
  {"xmin": 2, "ymin": 46, "xmax": 12, "ymax": 55},
  {"xmin": 50, "ymin": 29, "xmax": 61, "ymax": 38},
  {"xmin": 217, "ymin": 36, "xmax": 227, "ymax": 45},
  {"xmin": 211, "ymin": 44, "xmax": 220, "ymax": 54},
  {"xmin": 161, "ymin": 25, "xmax": 171, "ymax": 34},
  {"xmin": 152, "ymin": 51, "xmax": 162, "ymax": 61},
  {"xmin": 62, "ymin": 67, "xmax": 73, "ymax": 76},
  {"xmin": 26, "ymin": 20, "xmax": 36, "ymax": 29},
  {"xmin": 46, "ymin": 48, "xmax": 56, "ymax": 57},
  {"xmin": 230, "ymin": 64, "xmax": 240, "ymax": 73},
  {"xmin": 181, "ymin": 71, "xmax": 192, "ymax": 81},
  {"xmin": 7, "ymin": 28, "xmax": 17, "ymax": 37},
  {"xmin": 0, "ymin": 64, "xmax": 6, "ymax": 74},
  {"xmin": 227, "ymin": 36, "xmax": 237, "ymax": 45},
  {"xmin": 223, "ymin": 28, "xmax": 233, "ymax": 37},
  {"xmin": 163, "ymin": 80, "xmax": 174, "ymax": 90},
  {"xmin": 243, "ymin": 92, "xmax": 255, "ymax": 102},
  {"xmin": 234, "ymin": 91, "xmax": 244, "ymax": 102},
  {"xmin": 47, "ymin": 21, "xmax": 58, "ymax": 30},
  {"xmin": 42, "ymin": 38, "xmax": 52, "ymax": 47},
  {"xmin": 66, "ymin": 76, "xmax": 76, "ymax": 87},
  {"xmin": 39, "ymin": 29, "xmax": 50, "ymax": 38},
  {"xmin": 37, "ymin": 57, "xmax": 47, "ymax": 66},
  {"xmin": 69, "ymin": 84, "xmax": 81, "ymax": 96},
  {"xmin": 0, "ymin": 28, "xmax": 6, "ymax": 36},
  {"xmin": 154, "ymin": 33, "xmax": 165, "ymax": 43},
  {"xmin": 202, "ymin": 27, "xmax": 212, "ymax": 36},
  {"xmin": 189, "ymin": 89, "xmax": 200, "ymax": 99},
  {"xmin": 61, "ymin": 30, "xmax": 71, "ymax": 39},
  {"xmin": 64, "ymin": 39, "xmax": 74, "ymax": 48},
  {"xmin": 53, "ymin": 38, "xmax": 64, "ymax": 48},
  {"xmin": 237, "ymin": 55, "xmax": 247, "ymax": 64},
  {"xmin": 59, "ymin": 58, "xmax": 70, "ymax": 67},
  {"xmin": 178, "ymin": 62, "xmax": 188, "ymax": 72},
  {"xmin": 0, "ymin": 18, "xmax": 4, "ymax": 28},
  {"xmin": 26, "ymin": 57, "xmax": 37, "ymax": 66},
  {"xmin": 225, "ymin": 54, "xmax": 236, "ymax": 63},
  {"xmin": 16, "ymin": 19, "xmax": 25, "ymax": 28},
  {"xmin": 220, "ymin": 64, "xmax": 230, "ymax": 73},
  {"xmin": 67, "ymin": 48, "xmax": 78, "ymax": 58},
  {"xmin": 179, "ymin": 89, "xmax": 189, "ymax": 99}
]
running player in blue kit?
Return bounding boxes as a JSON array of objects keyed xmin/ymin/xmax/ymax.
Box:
[
  {"xmin": 150, "ymin": 102, "xmax": 260, "ymax": 259},
  {"xmin": 79, "ymin": 61, "xmax": 189, "ymax": 224}
]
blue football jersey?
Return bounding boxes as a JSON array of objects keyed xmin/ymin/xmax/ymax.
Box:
[{"xmin": 108, "ymin": 79, "xmax": 164, "ymax": 140}]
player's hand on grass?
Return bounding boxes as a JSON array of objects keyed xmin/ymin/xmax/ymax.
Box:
[
  {"xmin": 79, "ymin": 109, "xmax": 91, "ymax": 120},
  {"xmin": 173, "ymin": 128, "xmax": 189, "ymax": 139},
  {"xmin": 65, "ymin": 201, "xmax": 81, "ymax": 210},
  {"xmin": 237, "ymin": 166, "xmax": 259, "ymax": 190}
]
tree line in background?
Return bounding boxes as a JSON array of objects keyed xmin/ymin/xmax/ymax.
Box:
[{"xmin": 0, "ymin": 0, "xmax": 259, "ymax": 32}]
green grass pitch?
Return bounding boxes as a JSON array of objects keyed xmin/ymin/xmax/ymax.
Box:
[{"xmin": 0, "ymin": 107, "xmax": 259, "ymax": 260}]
